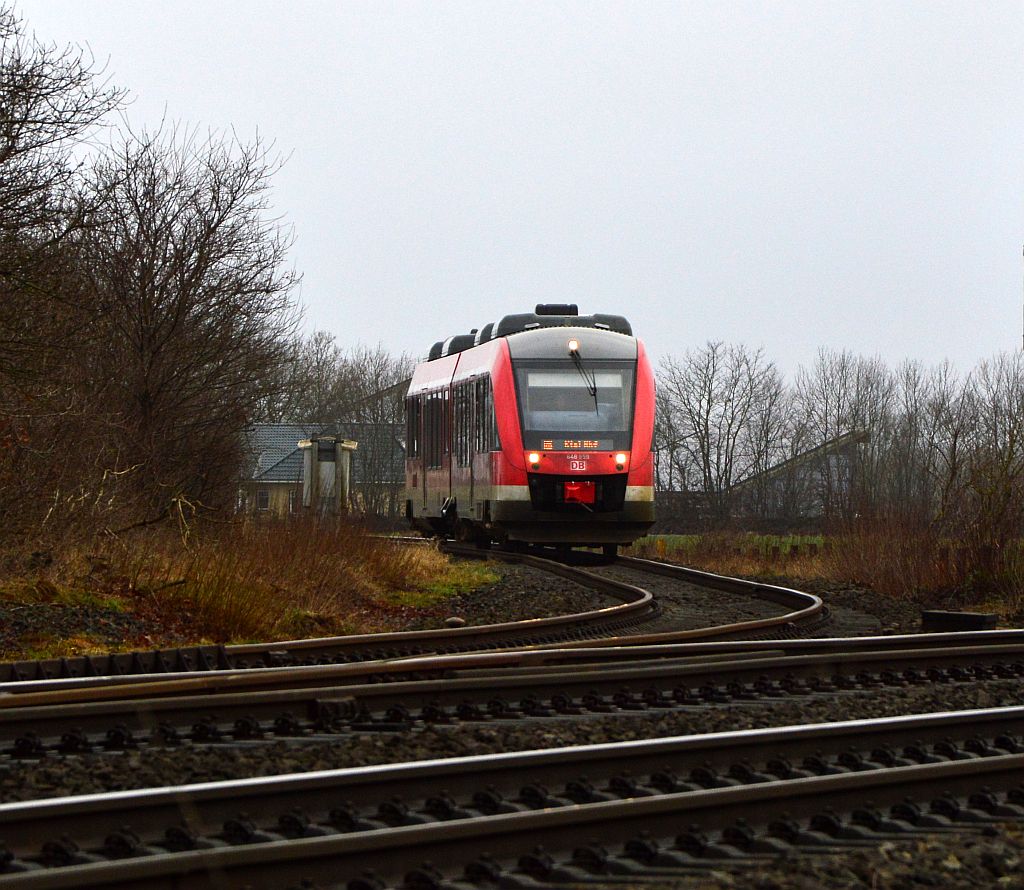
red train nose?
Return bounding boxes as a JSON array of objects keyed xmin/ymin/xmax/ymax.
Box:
[{"xmin": 563, "ymin": 480, "xmax": 596, "ymax": 504}]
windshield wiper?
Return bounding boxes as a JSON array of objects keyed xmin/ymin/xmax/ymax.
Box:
[{"xmin": 571, "ymin": 350, "xmax": 599, "ymax": 414}]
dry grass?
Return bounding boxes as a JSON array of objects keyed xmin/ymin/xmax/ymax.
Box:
[
  {"xmin": 635, "ymin": 528, "xmax": 1024, "ymax": 622},
  {"xmin": 107, "ymin": 518, "xmax": 472, "ymax": 641},
  {"xmin": 632, "ymin": 533, "xmax": 829, "ymax": 580},
  {"xmin": 0, "ymin": 517, "xmax": 494, "ymax": 651},
  {"xmin": 825, "ymin": 522, "xmax": 1024, "ymax": 617}
]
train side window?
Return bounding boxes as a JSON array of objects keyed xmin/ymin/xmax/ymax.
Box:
[
  {"xmin": 474, "ymin": 376, "xmax": 499, "ymax": 452},
  {"xmin": 425, "ymin": 390, "xmax": 442, "ymax": 469},
  {"xmin": 423, "ymin": 394, "xmax": 429, "ymax": 467},
  {"xmin": 456, "ymin": 380, "xmax": 464, "ymax": 464},
  {"xmin": 422, "ymin": 395, "xmax": 428, "ymax": 466},
  {"xmin": 473, "ymin": 378, "xmax": 482, "ymax": 453},
  {"xmin": 416, "ymin": 395, "xmax": 423, "ymax": 458},
  {"xmin": 437, "ymin": 391, "xmax": 442, "ymax": 466},
  {"xmin": 406, "ymin": 396, "xmax": 421, "ymax": 458},
  {"xmin": 454, "ymin": 382, "xmax": 471, "ymax": 467},
  {"xmin": 442, "ymin": 388, "xmax": 450, "ymax": 457},
  {"xmin": 489, "ymin": 377, "xmax": 499, "ymax": 450}
]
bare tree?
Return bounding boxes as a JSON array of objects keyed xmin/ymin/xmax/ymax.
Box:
[
  {"xmin": 261, "ymin": 331, "xmax": 351, "ymax": 424},
  {"xmin": 262, "ymin": 333, "xmax": 413, "ymax": 519},
  {"xmin": 963, "ymin": 354, "xmax": 1024, "ymax": 569},
  {"xmin": 336, "ymin": 344, "xmax": 413, "ymax": 518},
  {"xmin": 0, "ymin": 4, "xmax": 122, "ymax": 361},
  {"xmin": 66, "ymin": 126, "xmax": 301, "ymax": 519},
  {"xmin": 792, "ymin": 349, "xmax": 895, "ymax": 521},
  {"xmin": 658, "ymin": 342, "xmax": 783, "ymax": 523},
  {"xmin": 0, "ymin": 6, "xmax": 124, "ymax": 538}
]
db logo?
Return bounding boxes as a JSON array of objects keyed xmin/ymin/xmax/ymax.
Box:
[{"xmin": 569, "ymin": 460, "xmax": 588, "ymax": 471}]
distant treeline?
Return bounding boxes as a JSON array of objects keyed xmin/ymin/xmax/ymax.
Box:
[{"xmin": 655, "ymin": 341, "xmax": 1024, "ymax": 598}]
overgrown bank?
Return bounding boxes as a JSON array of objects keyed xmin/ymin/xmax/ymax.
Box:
[
  {"xmin": 0, "ymin": 519, "xmax": 496, "ymax": 660},
  {"xmin": 633, "ymin": 531, "xmax": 1024, "ymax": 623}
]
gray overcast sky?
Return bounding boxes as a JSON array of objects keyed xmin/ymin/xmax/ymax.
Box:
[{"xmin": 17, "ymin": 0, "xmax": 1024, "ymax": 373}]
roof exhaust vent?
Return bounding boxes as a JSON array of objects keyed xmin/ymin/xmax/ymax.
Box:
[{"xmin": 535, "ymin": 303, "xmax": 578, "ymax": 316}]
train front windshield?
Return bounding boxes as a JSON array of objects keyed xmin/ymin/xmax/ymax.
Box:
[{"xmin": 514, "ymin": 361, "xmax": 635, "ymax": 450}]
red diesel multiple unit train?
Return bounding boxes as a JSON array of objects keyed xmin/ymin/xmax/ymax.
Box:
[{"xmin": 405, "ymin": 304, "xmax": 655, "ymax": 553}]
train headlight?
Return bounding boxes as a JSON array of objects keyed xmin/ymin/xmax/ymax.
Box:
[
  {"xmin": 567, "ymin": 338, "xmax": 579, "ymax": 353},
  {"xmin": 527, "ymin": 452, "xmax": 541, "ymax": 468},
  {"xmin": 615, "ymin": 452, "xmax": 627, "ymax": 470}
]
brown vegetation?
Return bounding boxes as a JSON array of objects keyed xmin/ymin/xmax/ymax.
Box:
[
  {"xmin": 0, "ymin": 518, "xmax": 494, "ymax": 655},
  {"xmin": 1, "ymin": 6, "xmax": 303, "ymax": 547},
  {"xmin": 634, "ymin": 529, "xmax": 1024, "ymax": 621}
]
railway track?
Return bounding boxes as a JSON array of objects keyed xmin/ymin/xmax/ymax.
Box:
[
  {"xmin": 2, "ymin": 707, "xmax": 1023, "ymax": 887},
  {"xmin": 3, "ymin": 545, "xmax": 1020, "ymax": 888},
  {"xmin": 0, "ymin": 547, "xmax": 824, "ymax": 684},
  {"xmin": 1, "ymin": 632, "xmax": 1022, "ymax": 754}
]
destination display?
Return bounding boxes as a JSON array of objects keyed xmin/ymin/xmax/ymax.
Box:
[{"xmin": 541, "ymin": 438, "xmax": 614, "ymax": 451}]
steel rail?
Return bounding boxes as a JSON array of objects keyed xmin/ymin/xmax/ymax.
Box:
[
  {"xmin": 2, "ymin": 706, "xmax": 1023, "ymax": 860},
  {"xmin": 0, "ymin": 547, "xmax": 655, "ymax": 685},
  {"xmin": 4, "ymin": 627, "xmax": 1024, "ymax": 698},
  {"xmin": 1, "ymin": 641, "xmax": 1023, "ymax": 745},
  {"xmin": 3, "ymin": 749, "xmax": 1022, "ymax": 888},
  {"xmin": 0, "ymin": 552, "xmax": 825, "ymax": 694},
  {"xmin": 219, "ymin": 548, "xmax": 825, "ymax": 665}
]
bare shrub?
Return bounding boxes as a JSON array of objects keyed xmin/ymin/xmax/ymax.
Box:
[{"xmin": 104, "ymin": 517, "xmax": 448, "ymax": 642}]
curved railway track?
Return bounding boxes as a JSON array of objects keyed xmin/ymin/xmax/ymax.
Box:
[{"xmin": 0, "ymin": 547, "xmax": 824, "ymax": 684}]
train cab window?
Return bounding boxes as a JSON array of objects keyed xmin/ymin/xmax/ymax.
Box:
[{"xmin": 514, "ymin": 361, "xmax": 634, "ymax": 448}]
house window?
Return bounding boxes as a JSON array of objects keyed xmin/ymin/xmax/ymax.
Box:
[{"xmin": 256, "ymin": 489, "xmax": 270, "ymax": 511}]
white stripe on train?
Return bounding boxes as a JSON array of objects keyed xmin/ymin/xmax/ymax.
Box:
[{"xmin": 490, "ymin": 485, "xmax": 654, "ymax": 502}]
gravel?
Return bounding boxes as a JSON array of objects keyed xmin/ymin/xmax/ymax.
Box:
[
  {"xmin": 3, "ymin": 678, "xmax": 1023, "ymax": 804},
  {"xmin": 436, "ymin": 559, "xmax": 927, "ymax": 641},
  {"xmin": 414, "ymin": 559, "xmax": 828, "ymax": 636},
  {"xmin": 0, "ymin": 602, "xmax": 152, "ymax": 660},
  {"xmin": 764, "ymin": 575, "xmax": 925, "ymax": 637},
  {"xmin": 588, "ymin": 563, "xmax": 787, "ymax": 631},
  {"xmin": 407, "ymin": 562, "xmax": 612, "ymax": 629}
]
